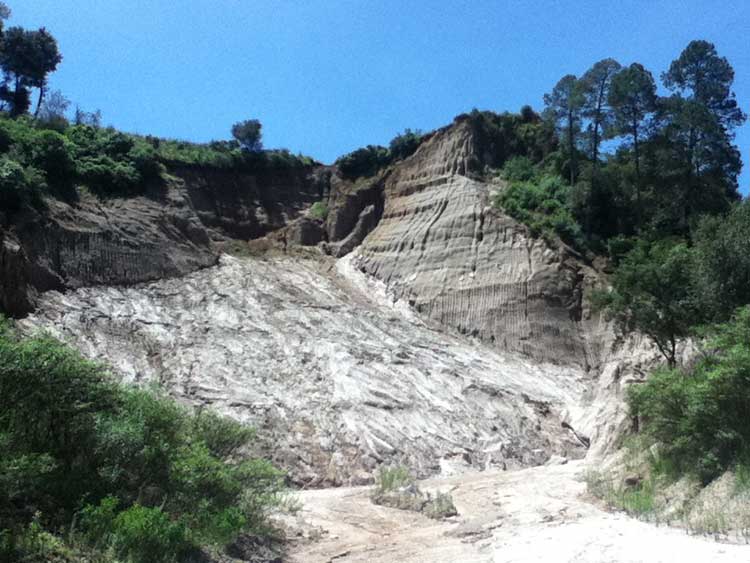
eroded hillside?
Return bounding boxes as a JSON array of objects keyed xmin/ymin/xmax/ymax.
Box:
[
  {"xmin": 11, "ymin": 116, "xmax": 655, "ymax": 485},
  {"xmin": 21, "ymin": 254, "xmax": 590, "ymax": 485}
]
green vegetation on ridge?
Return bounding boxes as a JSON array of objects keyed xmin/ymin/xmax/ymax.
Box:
[{"xmin": 334, "ymin": 128, "xmax": 425, "ymax": 180}]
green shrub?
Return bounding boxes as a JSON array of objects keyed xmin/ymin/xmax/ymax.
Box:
[
  {"xmin": 112, "ymin": 505, "xmax": 188, "ymax": 563},
  {"xmin": 629, "ymin": 306, "xmax": 750, "ymax": 484},
  {"xmin": 585, "ymin": 471, "xmax": 656, "ymax": 517},
  {"xmin": 30, "ymin": 130, "xmax": 76, "ymax": 193},
  {"xmin": 595, "ymin": 239, "xmax": 698, "ymax": 368},
  {"xmin": 389, "ymin": 129, "xmax": 423, "ymax": 161},
  {"xmin": 79, "ymin": 496, "xmax": 120, "ymax": 548},
  {"xmin": 335, "ymin": 145, "xmax": 390, "ymax": 179},
  {"xmin": 370, "ymin": 465, "xmax": 457, "ymax": 519},
  {"xmin": 0, "ymin": 319, "xmax": 288, "ymax": 560},
  {"xmin": 501, "ymin": 155, "xmax": 535, "ymax": 182},
  {"xmin": 373, "ymin": 465, "xmax": 413, "ymax": 494},
  {"xmin": 0, "ymin": 157, "xmax": 42, "ymax": 210},
  {"xmin": 495, "ymin": 173, "xmax": 586, "ymax": 250},
  {"xmin": 422, "ymin": 491, "xmax": 458, "ymax": 520},
  {"xmin": 309, "ymin": 201, "xmax": 328, "ymax": 220},
  {"xmin": 129, "ymin": 142, "xmax": 165, "ymax": 184},
  {"xmin": 191, "ymin": 408, "xmax": 256, "ymax": 459},
  {"xmin": 77, "ymin": 155, "xmax": 142, "ymax": 195},
  {"xmin": 693, "ymin": 202, "xmax": 750, "ymax": 322},
  {"xmin": 462, "ymin": 109, "xmax": 557, "ymax": 171}
]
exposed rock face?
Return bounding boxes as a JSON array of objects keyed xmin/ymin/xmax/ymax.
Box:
[
  {"xmin": 21, "ymin": 254, "xmax": 589, "ymax": 486},
  {"xmin": 0, "ymin": 164, "xmax": 325, "ymax": 316},
  {"xmin": 324, "ymin": 174, "xmax": 384, "ymax": 244},
  {"xmin": 0, "ymin": 232, "xmax": 35, "ymax": 316},
  {"xmin": 173, "ymin": 166, "xmax": 324, "ymax": 241},
  {"xmin": 354, "ymin": 120, "xmax": 603, "ymax": 369},
  {"xmin": 325, "ymin": 204, "xmax": 379, "ymax": 258},
  {"xmin": 2, "ymin": 187, "xmax": 217, "ymax": 316},
  {"xmin": 286, "ymin": 216, "xmax": 326, "ymax": 246}
]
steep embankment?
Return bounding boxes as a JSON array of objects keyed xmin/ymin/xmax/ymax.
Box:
[
  {"xmin": 0, "ymin": 164, "xmax": 323, "ymax": 316},
  {"xmin": 353, "ymin": 118, "xmax": 603, "ymax": 370}
]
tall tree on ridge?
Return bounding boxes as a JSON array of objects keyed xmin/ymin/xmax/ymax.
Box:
[
  {"xmin": 580, "ymin": 58, "xmax": 621, "ymax": 168},
  {"xmin": 0, "ymin": 26, "xmax": 62, "ymax": 116},
  {"xmin": 608, "ymin": 63, "xmax": 657, "ymax": 228},
  {"xmin": 543, "ymin": 74, "xmax": 584, "ymax": 185},
  {"xmin": 663, "ymin": 40, "xmax": 745, "ymax": 130},
  {"xmin": 659, "ymin": 40, "xmax": 746, "ymax": 225}
]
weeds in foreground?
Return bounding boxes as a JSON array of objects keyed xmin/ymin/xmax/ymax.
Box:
[
  {"xmin": 373, "ymin": 465, "xmax": 414, "ymax": 494},
  {"xmin": 584, "ymin": 471, "xmax": 656, "ymax": 518},
  {"xmin": 370, "ymin": 465, "xmax": 457, "ymax": 519}
]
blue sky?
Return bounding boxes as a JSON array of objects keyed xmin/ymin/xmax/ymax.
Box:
[{"xmin": 13, "ymin": 0, "xmax": 750, "ymax": 192}]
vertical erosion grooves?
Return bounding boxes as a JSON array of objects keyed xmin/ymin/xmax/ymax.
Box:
[
  {"xmin": 0, "ymin": 230, "xmax": 36, "ymax": 316},
  {"xmin": 173, "ymin": 165, "xmax": 323, "ymax": 240},
  {"xmin": 355, "ymin": 121, "xmax": 596, "ymax": 368},
  {"xmin": 0, "ymin": 163, "xmax": 329, "ymax": 317}
]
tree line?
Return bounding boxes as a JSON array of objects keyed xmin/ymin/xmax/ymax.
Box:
[{"xmin": 542, "ymin": 40, "xmax": 745, "ymax": 242}]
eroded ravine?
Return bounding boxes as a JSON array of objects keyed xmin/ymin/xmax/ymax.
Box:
[{"xmin": 17, "ymin": 251, "xmax": 745, "ymax": 562}]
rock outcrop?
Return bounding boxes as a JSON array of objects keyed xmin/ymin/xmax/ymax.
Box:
[
  {"xmin": 0, "ymin": 231, "xmax": 36, "ymax": 316},
  {"xmin": 0, "ymin": 164, "xmax": 325, "ymax": 316},
  {"xmin": 174, "ymin": 165, "xmax": 324, "ymax": 241}
]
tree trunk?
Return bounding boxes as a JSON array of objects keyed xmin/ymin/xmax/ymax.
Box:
[
  {"xmin": 34, "ymin": 84, "xmax": 45, "ymax": 118},
  {"xmin": 632, "ymin": 116, "xmax": 642, "ymax": 230},
  {"xmin": 668, "ymin": 336, "xmax": 677, "ymax": 369},
  {"xmin": 587, "ymin": 91, "xmax": 605, "ymax": 237},
  {"xmin": 568, "ymin": 109, "xmax": 576, "ymax": 185}
]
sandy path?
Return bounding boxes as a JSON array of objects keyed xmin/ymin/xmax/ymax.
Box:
[{"xmin": 286, "ymin": 461, "xmax": 749, "ymax": 563}]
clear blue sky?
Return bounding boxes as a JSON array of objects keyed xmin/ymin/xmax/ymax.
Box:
[{"xmin": 13, "ymin": 0, "xmax": 750, "ymax": 193}]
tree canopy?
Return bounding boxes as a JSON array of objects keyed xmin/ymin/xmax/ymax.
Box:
[
  {"xmin": 231, "ymin": 119, "xmax": 263, "ymax": 152},
  {"xmin": 0, "ymin": 26, "xmax": 61, "ymax": 116}
]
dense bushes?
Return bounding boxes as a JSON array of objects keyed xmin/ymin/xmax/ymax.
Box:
[
  {"xmin": 335, "ymin": 144, "xmax": 390, "ymax": 180},
  {"xmin": 0, "ymin": 319, "xmax": 286, "ymax": 562},
  {"xmin": 629, "ymin": 307, "xmax": 750, "ymax": 484},
  {"xmin": 388, "ymin": 128, "xmax": 423, "ymax": 162},
  {"xmin": 595, "ymin": 239, "xmax": 697, "ymax": 367},
  {"xmin": 463, "ymin": 108, "xmax": 558, "ymax": 170},
  {"xmin": 692, "ymin": 202, "xmax": 750, "ymax": 322},
  {"xmin": 0, "ymin": 117, "xmax": 166, "ymax": 202},
  {"xmin": 154, "ymin": 137, "xmax": 314, "ymax": 171},
  {"xmin": 495, "ymin": 166, "xmax": 585, "ymax": 250},
  {"xmin": 334, "ymin": 129, "xmax": 426, "ymax": 180},
  {"xmin": 596, "ymin": 201, "xmax": 750, "ymax": 366},
  {"xmin": 597, "ymin": 203, "xmax": 750, "ymax": 490},
  {"xmin": 0, "ymin": 156, "xmax": 41, "ymax": 210}
]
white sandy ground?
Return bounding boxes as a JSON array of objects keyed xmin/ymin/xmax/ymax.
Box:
[{"xmin": 283, "ymin": 460, "xmax": 750, "ymax": 563}]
